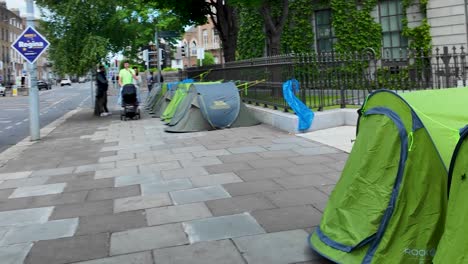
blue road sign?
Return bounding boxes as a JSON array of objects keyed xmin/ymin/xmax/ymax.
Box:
[{"xmin": 12, "ymin": 26, "xmax": 50, "ymax": 64}]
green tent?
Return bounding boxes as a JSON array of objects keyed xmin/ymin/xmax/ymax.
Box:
[{"xmin": 309, "ymin": 88, "xmax": 468, "ymax": 264}]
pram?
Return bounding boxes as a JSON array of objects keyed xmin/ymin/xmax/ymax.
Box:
[{"xmin": 120, "ymin": 84, "xmax": 141, "ymax": 120}]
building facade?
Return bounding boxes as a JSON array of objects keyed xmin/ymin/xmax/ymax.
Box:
[{"xmin": 0, "ymin": 2, "xmax": 24, "ymax": 86}]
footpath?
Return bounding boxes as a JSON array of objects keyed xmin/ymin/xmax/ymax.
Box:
[{"xmin": 0, "ymin": 100, "xmax": 345, "ymax": 264}]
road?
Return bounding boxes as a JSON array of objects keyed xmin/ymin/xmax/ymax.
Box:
[{"xmin": 0, "ymin": 82, "xmax": 93, "ymax": 153}]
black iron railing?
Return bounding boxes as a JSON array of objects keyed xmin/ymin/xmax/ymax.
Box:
[{"xmin": 184, "ymin": 46, "xmax": 467, "ymax": 111}]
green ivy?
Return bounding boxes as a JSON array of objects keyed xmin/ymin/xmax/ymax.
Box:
[
  {"xmin": 281, "ymin": 0, "xmax": 314, "ymax": 54},
  {"xmin": 330, "ymin": 0, "xmax": 382, "ymax": 54},
  {"xmin": 237, "ymin": 7, "xmax": 265, "ymax": 60},
  {"xmin": 401, "ymin": 0, "xmax": 432, "ymax": 54}
]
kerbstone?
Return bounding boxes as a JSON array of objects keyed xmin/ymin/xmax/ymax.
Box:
[
  {"xmin": 183, "ymin": 213, "xmax": 265, "ymax": 243},
  {"xmin": 110, "ymin": 223, "xmax": 188, "ymax": 255},
  {"xmin": 0, "ymin": 218, "xmax": 78, "ymax": 245},
  {"xmin": 71, "ymin": 252, "xmax": 153, "ymax": 264},
  {"xmin": 0, "ymin": 243, "xmax": 33, "ymax": 264},
  {"xmin": 115, "ymin": 173, "xmax": 163, "ymax": 187},
  {"xmin": 154, "ymin": 240, "xmax": 245, "ymax": 264},
  {"xmin": 171, "ymin": 186, "xmax": 231, "ymax": 205},
  {"xmin": 251, "ymin": 205, "xmax": 322, "ymax": 232},
  {"xmin": 233, "ymin": 229, "xmax": 317, "ymax": 264},
  {"xmin": 114, "ymin": 194, "xmax": 172, "ymax": 213},
  {"xmin": 190, "ymin": 173, "xmax": 243, "ymax": 187},
  {"xmin": 206, "ymin": 194, "xmax": 276, "ymax": 216},
  {"xmin": 0, "ymin": 207, "xmax": 53, "ymax": 227},
  {"xmin": 146, "ymin": 202, "xmax": 212, "ymax": 226},
  {"xmin": 9, "ymin": 183, "xmax": 66, "ymax": 199},
  {"xmin": 141, "ymin": 179, "xmax": 192, "ymax": 196}
]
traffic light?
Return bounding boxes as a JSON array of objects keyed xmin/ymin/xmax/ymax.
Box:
[
  {"xmin": 181, "ymin": 45, "xmax": 186, "ymax": 57},
  {"xmin": 160, "ymin": 49, "xmax": 166, "ymax": 60}
]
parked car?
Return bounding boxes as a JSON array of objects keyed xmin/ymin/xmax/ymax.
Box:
[
  {"xmin": 60, "ymin": 79, "xmax": 72, "ymax": 86},
  {"xmin": 0, "ymin": 85, "xmax": 5, "ymax": 96},
  {"xmin": 37, "ymin": 80, "xmax": 50, "ymax": 90}
]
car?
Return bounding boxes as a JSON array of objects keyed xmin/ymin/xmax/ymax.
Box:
[
  {"xmin": 37, "ymin": 80, "xmax": 50, "ymax": 90},
  {"xmin": 60, "ymin": 79, "xmax": 72, "ymax": 86},
  {"xmin": 0, "ymin": 85, "xmax": 5, "ymax": 96}
]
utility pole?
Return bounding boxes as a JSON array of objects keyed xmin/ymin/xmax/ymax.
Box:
[
  {"xmin": 155, "ymin": 29, "xmax": 162, "ymax": 88},
  {"xmin": 26, "ymin": 0, "xmax": 40, "ymax": 140}
]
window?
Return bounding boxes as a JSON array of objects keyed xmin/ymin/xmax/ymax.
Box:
[
  {"xmin": 213, "ymin": 29, "xmax": 219, "ymax": 47},
  {"xmin": 315, "ymin": 9, "xmax": 336, "ymax": 53},
  {"xmin": 191, "ymin": 40, "xmax": 197, "ymax": 56},
  {"xmin": 202, "ymin": 29, "xmax": 208, "ymax": 47},
  {"xmin": 379, "ymin": 0, "xmax": 408, "ymax": 59}
]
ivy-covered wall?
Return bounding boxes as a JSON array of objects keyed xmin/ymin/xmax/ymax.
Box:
[
  {"xmin": 402, "ymin": 0, "xmax": 432, "ymax": 53},
  {"xmin": 236, "ymin": 7, "xmax": 265, "ymax": 60},
  {"xmin": 281, "ymin": 0, "xmax": 315, "ymax": 54}
]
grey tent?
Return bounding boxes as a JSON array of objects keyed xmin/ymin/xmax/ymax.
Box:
[
  {"xmin": 151, "ymin": 87, "xmax": 176, "ymax": 118},
  {"xmin": 165, "ymin": 82, "xmax": 260, "ymax": 132}
]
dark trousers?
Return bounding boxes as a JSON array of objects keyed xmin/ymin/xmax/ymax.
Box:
[{"xmin": 94, "ymin": 95, "xmax": 108, "ymax": 116}]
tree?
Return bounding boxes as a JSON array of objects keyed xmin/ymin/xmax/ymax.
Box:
[
  {"xmin": 197, "ymin": 52, "xmax": 216, "ymax": 66},
  {"xmin": 206, "ymin": 1, "xmax": 239, "ymax": 62}
]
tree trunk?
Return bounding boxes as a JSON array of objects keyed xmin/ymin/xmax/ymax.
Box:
[
  {"xmin": 260, "ymin": 0, "xmax": 289, "ymax": 56},
  {"xmin": 209, "ymin": 0, "xmax": 239, "ymax": 62}
]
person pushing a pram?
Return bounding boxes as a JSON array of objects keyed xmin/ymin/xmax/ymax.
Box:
[{"xmin": 118, "ymin": 61, "xmax": 141, "ymax": 120}]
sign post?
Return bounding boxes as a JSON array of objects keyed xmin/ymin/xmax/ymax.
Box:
[{"xmin": 11, "ymin": 1, "xmax": 49, "ymax": 141}]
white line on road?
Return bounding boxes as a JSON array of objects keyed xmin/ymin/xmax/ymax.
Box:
[
  {"xmin": 0, "ymin": 121, "xmax": 11, "ymax": 124},
  {"xmin": 5, "ymin": 126, "xmax": 12, "ymax": 130},
  {"xmin": 23, "ymin": 119, "xmax": 28, "ymax": 122},
  {"xmin": 15, "ymin": 122, "xmax": 22, "ymax": 126}
]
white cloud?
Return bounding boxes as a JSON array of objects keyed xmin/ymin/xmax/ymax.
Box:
[{"xmin": 4, "ymin": 0, "xmax": 41, "ymax": 18}]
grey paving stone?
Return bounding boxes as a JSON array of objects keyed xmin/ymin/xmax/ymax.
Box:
[
  {"xmin": 258, "ymin": 150, "xmax": 301, "ymax": 159},
  {"xmin": 146, "ymin": 203, "xmax": 212, "ymax": 226},
  {"xmin": 223, "ymin": 180, "xmax": 284, "ymax": 196},
  {"xmin": 141, "ymin": 179, "xmax": 193, "ymax": 196},
  {"xmin": 262, "ymin": 143, "xmax": 301, "ymax": 151},
  {"xmin": 0, "ymin": 218, "xmax": 78, "ymax": 245},
  {"xmin": 71, "ymin": 251, "xmax": 153, "ymax": 264},
  {"xmin": 30, "ymin": 190, "xmax": 89, "ymax": 208},
  {"xmin": 293, "ymin": 147, "xmax": 340, "ymax": 156},
  {"xmin": 115, "ymin": 173, "xmax": 163, "ymax": 187},
  {"xmin": 236, "ymin": 168, "xmax": 293, "ymax": 181},
  {"xmin": 324, "ymin": 160, "xmax": 346, "ymax": 171},
  {"xmin": 204, "ymin": 162, "xmax": 253, "ymax": 174},
  {"xmin": 64, "ymin": 178, "xmax": 114, "ymax": 192},
  {"xmin": 206, "ymin": 194, "xmax": 276, "ymax": 216},
  {"xmin": 31, "ymin": 167, "xmax": 75, "ymax": 178},
  {"xmin": 0, "ymin": 177, "xmax": 49, "ymax": 190},
  {"xmin": 273, "ymin": 174, "xmax": 336, "ymax": 189},
  {"xmin": 115, "ymin": 157, "xmax": 157, "ymax": 168},
  {"xmin": 314, "ymin": 184, "xmax": 336, "ymax": 196},
  {"xmin": 192, "ymin": 149, "xmax": 230, "ymax": 158},
  {"xmin": 25, "ymin": 233, "xmax": 109, "ymax": 264},
  {"xmin": 247, "ymin": 158, "xmax": 296, "ymax": 169},
  {"xmin": 285, "ymin": 164, "xmax": 336, "ymax": 176},
  {"xmin": 190, "ymin": 173, "xmax": 243, "ymax": 187},
  {"xmin": 0, "ymin": 207, "xmax": 53, "ymax": 227},
  {"xmin": 154, "ymin": 239, "xmax": 245, "ymax": 264},
  {"xmin": 251, "ymin": 205, "xmax": 322, "ymax": 232},
  {"xmin": 264, "ymin": 188, "xmax": 330, "ymax": 211},
  {"xmin": 179, "ymin": 157, "xmax": 223, "ymax": 168},
  {"xmin": 325, "ymin": 153, "xmax": 349, "ymax": 161},
  {"xmin": 161, "ymin": 167, "xmax": 209, "ymax": 180},
  {"xmin": 233, "ymin": 229, "xmax": 317, "ymax": 264},
  {"xmin": 272, "ymin": 137, "xmax": 310, "ymax": 144},
  {"xmin": 114, "ymin": 194, "xmax": 172, "ymax": 213},
  {"xmin": 87, "ymin": 185, "xmax": 140, "ymax": 201},
  {"xmin": 288, "ymin": 155, "xmax": 336, "ymax": 165},
  {"xmin": 183, "ymin": 213, "xmax": 265, "ymax": 243},
  {"xmin": 218, "ymin": 153, "xmax": 263, "ymax": 163},
  {"xmin": 320, "ymin": 171, "xmax": 342, "ymax": 181},
  {"xmin": 45, "ymin": 173, "xmax": 94, "ymax": 184},
  {"xmin": 0, "ymin": 171, "xmax": 32, "ymax": 181},
  {"xmin": 139, "ymin": 161, "xmax": 182, "ymax": 174},
  {"xmin": 171, "ymin": 145, "xmax": 207, "ymax": 154},
  {"xmin": 0, "ymin": 243, "xmax": 33, "ymax": 264},
  {"xmin": 98, "ymin": 152, "xmax": 135, "ymax": 163},
  {"xmin": 110, "ymin": 223, "xmax": 188, "ymax": 255},
  {"xmin": 94, "ymin": 166, "xmax": 139, "ymax": 179},
  {"xmin": 171, "ymin": 186, "xmax": 231, "ymax": 205},
  {"xmin": 9, "ymin": 183, "xmax": 66, "ymax": 199},
  {"xmin": 74, "ymin": 162, "xmax": 116, "ymax": 174},
  {"xmin": 227, "ymin": 146, "xmax": 267, "ymax": 154},
  {"xmin": 76, "ymin": 210, "xmax": 147, "ymax": 236},
  {"xmin": 155, "ymin": 153, "xmax": 195, "ymax": 162},
  {"xmin": 50, "ymin": 200, "xmax": 113, "ymax": 220},
  {"xmin": 0, "ymin": 189, "xmax": 14, "ymax": 201}
]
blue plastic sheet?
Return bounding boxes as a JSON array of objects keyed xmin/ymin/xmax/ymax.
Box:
[{"xmin": 283, "ymin": 79, "xmax": 314, "ymax": 131}]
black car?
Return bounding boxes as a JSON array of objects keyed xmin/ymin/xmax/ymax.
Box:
[{"xmin": 37, "ymin": 80, "xmax": 50, "ymax": 90}]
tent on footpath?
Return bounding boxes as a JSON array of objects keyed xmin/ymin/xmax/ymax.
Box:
[
  {"xmin": 165, "ymin": 82, "xmax": 260, "ymax": 132},
  {"xmin": 149, "ymin": 81, "xmax": 190, "ymax": 117},
  {"xmin": 309, "ymin": 87, "xmax": 468, "ymax": 264}
]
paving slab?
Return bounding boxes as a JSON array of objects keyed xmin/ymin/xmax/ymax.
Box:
[
  {"xmin": 0, "ymin": 177, "xmax": 49, "ymax": 190},
  {"xmin": 29, "ymin": 190, "xmax": 89, "ymax": 208},
  {"xmin": 287, "ymin": 155, "xmax": 336, "ymax": 165},
  {"xmin": 0, "ymin": 171, "xmax": 32, "ymax": 181},
  {"xmin": 9, "ymin": 183, "xmax": 66, "ymax": 199},
  {"xmin": 115, "ymin": 157, "xmax": 157, "ymax": 168},
  {"xmin": 190, "ymin": 172, "xmax": 243, "ymax": 187},
  {"xmin": 25, "ymin": 233, "xmax": 110, "ymax": 264},
  {"xmin": 50, "ymin": 200, "xmax": 113, "ymax": 220},
  {"xmin": 87, "ymin": 185, "xmax": 140, "ymax": 201},
  {"xmin": 161, "ymin": 167, "xmax": 209, "ymax": 180},
  {"xmin": 0, "ymin": 243, "xmax": 33, "ymax": 264},
  {"xmin": 110, "ymin": 223, "xmax": 188, "ymax": 255},
  {"xmin": 285, "ymin": 164, "xmax": 336, "ymax": 176},
  {"xmin": 45, "ymin": 173, "xmax": 94, "ymax": 184},
  {"xmin": 227, "ymin": 146, "xmax": 267, "ymax": 154},
  {"xmin": 115, "ymin": 173, "xmax": 163, "ymax": 187},
  {"xmin": 171, "ymin": 185, "xmax": 231, "ymax": 205},
  {"xmin": 247, "ymin": 158, "xmax": 296, "ymax": 169},
  {"xmin": 155, "ymin": 153, "xmax": 195, "ymax": 162},
  {"xmin": 141, "ymin": 179, "xmax": 193, "ymax": 196},
  {"xmin": 146, "ymin": 202, "xmax": 212, "ymax": 226},
  {"xmin": 0, "ymin": 207, "xmax": 53, "ymax": 227},
  {"xmin": 206, "ymin": 194, "xmax": 277, "ymax": 216},
  {"xmin": 76, "ymin": 210, "xmax": 147, "ymax": 236},
  {"xmin": 98, "ymin": 152, "xmax": 135, "ymax": 163},
  {"xmin": 204, "ymin": 162, "xmax": 253, "ymax": 174},
  {"xmin": 251, "ymin": 205, "xmax": 322, "ymax": 232},
  {"xmin": 153, "ymin": 239, "xmax": 245, "ymax": 264},
  {"xmin": 0, "ymin": 189, "xmax": 14, "ymax": 201},
  {"xmin": 171, "ymin": 146, "xmax": 207, "ymax": 154},
  {"xmin": 223, "ymin": 180, "xmax": 284, "ymax": 196},
  {"xmin": 0, "ymin": 218, "xmax": 78, "ymax": 245},
  {"xmin": 183, "ymin": 213, "xmax": 265, "ymax": 243},
  {"xmin": 74, "ymin": 162, "xmax": 116, "ymax": 174},
  {"xmin": 236, "ymin": 168, "xmax": 293, "ymax": 181},
  {"xmin": 138, "ymin": 161, "xmax": 182, "ymax": 174},
  {"xmin": 273, "ymin": 174, "xmax": 335, "ymax": 189},
  {"xmin": 114, "ymin": 194, "xmax": 172, "ymax": 213},
  {"xmin": 262, "ymin": 143, "xmax": 301, "ymax": 151},
  {"xmin": 94, "ymin": 166, "xmax": 139, "ymax": 179},
  {"xmin": 293, "ymin": 146, "xmax": 341, "ymax": 156},
  {"xmin": 233, "ymin": 229, "xmax": 317, "ymax": 264},
  {"xmin": 71, "ymin": 251, "xmax": 153, "ymax": 264},
  {"xmin": 31, "ymin": 167, "xmax": 75, "ymax": 178},
  {"xmin": 64, "ymin": 178, "xmax": 114, "ymax": 192},
  {"xmin": 218, "ymin": 153, "xmax": 263, "ymax": 163},
  {"xmin": 258, "ymin": 150, "xmax": 300, "ymax": 158},
  {"xmin": 264, "ymin": 187, "xmax": 330, "ymax": 211},
  {"xmin": 192, "ymin": 149, "xmax": 230, "ymax": 158},
  {"xmin": 179, "ymin": 157, "xmax": 223, "ymax": 168}
]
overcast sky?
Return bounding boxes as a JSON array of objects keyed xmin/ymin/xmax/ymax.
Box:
[{"xmin": 4, "ymin": 0, "xmax": 41, "ymax": 18}]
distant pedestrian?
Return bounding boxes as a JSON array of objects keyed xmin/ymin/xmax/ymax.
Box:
[
  {"xmin": 95, "ymin": 65, "xmax": 110, "ymax": 116},
  {"xmin": 118, "ymin": 61, "xmax": 137, "ymax": 105},
  {"xmin": 132, "ymin": 66, "xmax": 142, "ymax": 103},
  {"xmin": 147, "ymin": 72, "xmax": 154, "ymax": 92}
]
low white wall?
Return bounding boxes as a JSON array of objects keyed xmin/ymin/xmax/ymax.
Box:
[{"xmin": 246, "ymin": 105, "xmax": 359, "ymax": 133}]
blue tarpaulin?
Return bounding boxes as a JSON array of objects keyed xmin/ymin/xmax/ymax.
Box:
[{"xmin": 283, "ymin": 79, "xmax": 314, "ymax": 131}]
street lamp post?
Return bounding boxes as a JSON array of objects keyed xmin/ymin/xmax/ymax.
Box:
[{"xmin": 26, "ymin": 0, "xmax": 40, "ymax": 140}]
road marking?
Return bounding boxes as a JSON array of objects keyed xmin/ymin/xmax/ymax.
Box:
[
  {"xmin": 0, "ymin": 121, "xmax": 11, "ymax": 124},
  {"xmin": 23, "ymin": 119, "xmax": 28, "ymax": 122},
  {"xmin": 15, "ymin": 122, "xmax": 22, "ymax": 126},
  {"xmin": 5, "ymin": 126, "xmax": 12, "ymax": 130}
]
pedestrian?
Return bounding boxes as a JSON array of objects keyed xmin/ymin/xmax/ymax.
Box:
[
  {"xmin": 132, "ymin": 66, "xmax": 142, "ymax": 103},
  {"xmin": 95, "ymin": 65, "xmax": 110, "ymax": 116},
  {"xmin": 147, "ymin": 71, "xmax": 154, "ymax": 92},
  {"xmin": 118, "ymin": 61, "xmax": 137, "ymax": 105}
]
